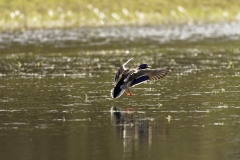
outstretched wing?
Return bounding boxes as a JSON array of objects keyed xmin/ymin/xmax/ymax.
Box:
[{"xmin": 132, "ymin": 68, "xmax": 169, "ymax": 86}]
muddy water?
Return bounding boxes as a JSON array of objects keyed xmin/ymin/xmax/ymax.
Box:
[{"xmin": 0, "ymin": 23, "xmax": 240, "ymax": 160}]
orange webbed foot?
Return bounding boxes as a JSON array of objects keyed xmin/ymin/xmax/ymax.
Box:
[{"xmin": 128, "ymin": 89, "xmax": 136, "ymax": 96}]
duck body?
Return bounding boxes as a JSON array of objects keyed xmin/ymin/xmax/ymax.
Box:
[
  {"xmin": 111, "ymin": 67, "xmax": 169, "ymax": 99},
  {"xmin": 111, "ymin": 69, "xmax": 132, "ymax": 99}
]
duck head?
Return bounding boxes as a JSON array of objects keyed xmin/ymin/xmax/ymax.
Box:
[{"xmin": 138, "ymin": 64, "xmax": 151, "ymax": 69}]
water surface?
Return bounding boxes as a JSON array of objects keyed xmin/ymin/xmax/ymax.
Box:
[{"xmin": 0, "ymin": 22, "xmax": 240, "ymax": 160}]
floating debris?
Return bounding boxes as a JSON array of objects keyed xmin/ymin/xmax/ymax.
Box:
[
  {"xmin": 85, "ymin": 93, "xmax": 88, "ymax": 100},
  {"xmin": 167, "ymin": 115, "xmax": 172, "ymax": 122},
  {"xmin": 17, "ymin": 61, "xmax": 22, "ymax": 68},
  {"xmin": 158, "ymin": 103, "xmax": 162, "ymax": 108},
  {"xmin": 214, "ymin": 122, "xmax": 224, "ymax": 125}
]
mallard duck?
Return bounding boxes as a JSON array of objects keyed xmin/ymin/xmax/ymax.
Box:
[
  {"xmin": 114, "ymin": 59, "xmax": 151, "ymax": 84},
  {"xmin": 111, "ymin": 64, "xmax": 169, "ymax": 99}
]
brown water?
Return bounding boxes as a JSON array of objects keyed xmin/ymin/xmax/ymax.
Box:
[{"xmin": 0, "ymin": 22, "xmax": 240, "ymax": 160}]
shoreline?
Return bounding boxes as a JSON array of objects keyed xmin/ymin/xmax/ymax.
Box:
[
  {"xmin": 1, "ymin": 0, "xmax": 240, "ymax": 30},
  {"xmin": 0, "ymin": 22, "xmax": 240, "ymax": 54}
]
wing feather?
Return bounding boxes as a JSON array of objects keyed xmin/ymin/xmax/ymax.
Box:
[
  {"xmin": 134, "ymin": 68, "xmax": 169, "ymax": 81},
  {"xmin": 147, "ymin": 68, "xmax": 169, "ymax": 81},
  {"xmin": 131, "ymin": 68, "xmax": 169, "ymax": 87}
]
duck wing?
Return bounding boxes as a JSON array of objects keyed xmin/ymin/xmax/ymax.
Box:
[
  {"xmin": 114, "ymin": 58, "xmax": 132, "ymax": 84},
  {"xmin": 111, "ymin": 78, "xmax": 125, "ymax": 98},
  {"xmin": 132, "ymin": 68, "xmax": 169, "ymax": 86},
  {"xmin": 111, "ymin": 71, "xmax": 130, "ymax": 98}
]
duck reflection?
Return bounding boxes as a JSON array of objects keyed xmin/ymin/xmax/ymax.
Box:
[{"xmin": 110, "ymin": 106, "xmax": 153, "ymax": 157}]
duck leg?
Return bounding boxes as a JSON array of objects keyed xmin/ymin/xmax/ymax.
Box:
[
  {"xmin": 124, "ymin": 90, "xmax": 132, "ymax": 96},
  {"xmin": 124, "ymin": 91, "xmax": 130, "ymax": 95},
  {"xmin": 124, "ymin": 89, "xmax": 136, "ymax": 96},
  {"xmin": 127, "ymin": 89, "xmax": 136, "ymax": 96}
]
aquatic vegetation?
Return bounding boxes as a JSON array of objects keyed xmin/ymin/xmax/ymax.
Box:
[{"xmin": 0, "ymin": 0, "xmax": 240, "ymax": 30}]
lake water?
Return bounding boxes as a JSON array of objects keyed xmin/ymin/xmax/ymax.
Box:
[{"xmin": 0, "ymin": 22, "xmax": 240, "ymax": 160}]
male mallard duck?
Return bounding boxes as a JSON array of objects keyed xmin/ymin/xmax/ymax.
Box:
[
  {"xmin": 114, "ymin": 59, "xmax": 151, "ymax": 83},
  {"xmin": 111, "ymin": 63, "xmax": 169, "ymax": 99}
]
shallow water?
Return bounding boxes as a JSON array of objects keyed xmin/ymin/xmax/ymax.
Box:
[{"xmin": 0, "ymin": 23, "xmax": 240, "ymax": 160}]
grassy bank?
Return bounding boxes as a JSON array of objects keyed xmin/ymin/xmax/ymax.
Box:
[{"xmin": 0, "ymin": 0, "xmax": 240, "ymax": 30}]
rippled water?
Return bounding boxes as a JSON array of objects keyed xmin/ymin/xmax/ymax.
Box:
[{"xmin": 0, "ymin": 23, "xmax": 240, "ymax": 160}]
